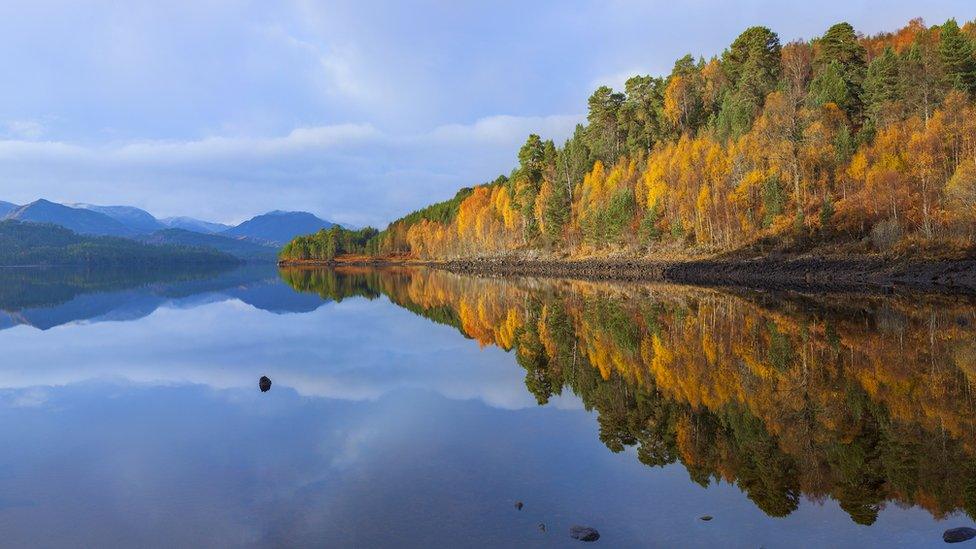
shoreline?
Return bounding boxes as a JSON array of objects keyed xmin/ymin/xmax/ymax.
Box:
[{"xmin": 279, "ymin": 255, "xmax": 976, "ymax": 293}]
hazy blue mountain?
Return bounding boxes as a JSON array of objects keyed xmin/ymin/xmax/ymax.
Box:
[
  {"xmin": 222, "ymin": 210, "xmax": 337, "ymax": 245},
  {"xmin": 141, "ymin": 228, "xmax": 278, "ymax": 261},
  {"xmin": 0, "ymin": 201, "xmax": 18, "ymax": 217},
  {"xmin": 160, "ymin": 216, "xmax": 231, "ymax": 234},
  {"xmin": 71, "ymin": 203, "xmax": 164, "ymax": 233},
  {"xmin": 5, "ymin": 199, "xmax": 137, "ymax": 237}
]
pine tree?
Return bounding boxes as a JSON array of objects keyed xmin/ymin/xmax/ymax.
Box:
[
  {"xmin": 939, "ymin": 19, "xmax": 976, "ymax": 95},
  {"xmin": 814, "ymin": 22, "xmax": 867, "ymax": 122},
  {"xmin": 863, "ymin": 47, "xmax": 901, "ymax": 129}
]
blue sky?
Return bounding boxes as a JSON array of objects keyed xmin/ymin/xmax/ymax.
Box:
[{"xmin": 0, "ymin": 1, "xmax": 971, "ymax": 226}]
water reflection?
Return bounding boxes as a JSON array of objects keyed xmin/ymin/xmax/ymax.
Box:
[
  {"xmin": 283, "ymin": 267, "xmax": 976, "ymax": 525},
  {"xmin": 2, "ymin": 264, "xmax": 975, "ymax": 546},
  {"xmin": 0, "ymin": 264, "xmax": 328, "ymax": 330}
]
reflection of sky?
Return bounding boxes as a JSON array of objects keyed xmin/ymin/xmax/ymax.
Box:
[
  {"xmin": 0, "ymin": 296, "xmax": 567, "ymax": 410},
  {"xmin": 0, "ymin": 285, "xmax": 967, "ymax": 547}
]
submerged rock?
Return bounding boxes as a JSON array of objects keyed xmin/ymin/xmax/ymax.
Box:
[
  {"xmin": 538, "ymin": 523, "xmax": 546, "ymax": 533},
  {"xmin": 569, "ymin": 526, "xmax": 600, "ymax": 542},
  {"xmin": 700, "ymin": 515, "xmax": 713, "ymax": 521},
  {"xmin": 259, "ymin": 376, "xmax": 272, "ymax": 392},
  {"xmin": 944, "ymin": 527, "xmax": 976, "ymax": 543},
  {"xmin": 514, "ymin": 501, "xmax": 523, "ymax": 511}
]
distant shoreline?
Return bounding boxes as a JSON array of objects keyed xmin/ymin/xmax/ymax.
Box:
[{"xmin": 279, "ymin": 254, "xmax": 976, "ymax": 293}]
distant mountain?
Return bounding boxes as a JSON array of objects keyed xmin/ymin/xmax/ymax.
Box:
[
  {"xmin": 0, "ymin": 201, "xmax": 18, "ymax": 217},
  {"xmin": 71, "ymin": 203, "xmax": 164, "ymax": 233},
  {"xmin": 5, "ymin": 199, "xmax": 137, "ymax": 237},
  {"xmin": 160, "ymin": 216, "xmax": 231, "ymax": 234},
  {"xmin": 0, "ymin": 220, "xmax": 239, "ymax": 266},
  {"xmin": 222, "ymin": 211, "xmax": 337, "ymax": 245},
  {"xmin": 140, "ymin": 229, "xmax": 278, "ymax": 261}
]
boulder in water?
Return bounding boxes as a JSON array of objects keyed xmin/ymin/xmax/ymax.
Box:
[
  {"xmin": 569, "ymin": 526, "xmax": 600, "ymax": 542},
  {"xmin": 259, "ymin": 376, "xmax": 272, "ymax": 392},
  {"xmin": 944, "ymin": 527, "xmax": 976, "ymax": 543}
]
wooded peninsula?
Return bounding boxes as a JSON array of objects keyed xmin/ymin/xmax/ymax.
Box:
[{"xmin": 281, "ymin": 18, "xmax": 976, "ymax": 281}]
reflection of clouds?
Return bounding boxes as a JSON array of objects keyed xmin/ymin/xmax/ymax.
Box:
[
  {"xmin": 1, "ymin": 387, "xmax": 49, "ymax": 408},
  {"xmin": 0, "ymin": 297, "xmax": 582, "ymax": 412}
]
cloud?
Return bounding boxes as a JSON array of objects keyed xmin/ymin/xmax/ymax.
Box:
[
  {"xmin": 4, "ymin": 120, "xmax": 45, "ymax": 140},
  {"xmin": 0, "ymin": 114, "xmax": 581, "ymax": 226}
]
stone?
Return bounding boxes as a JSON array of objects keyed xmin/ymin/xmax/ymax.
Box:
[
  {"xmin": 944, "ymin": 527, "xmax": 976, "ymax": 543},
  {"xmin": 259, "ymin": 376, "xmax": 272, "ymax": 392},
  {"xmin": 569, "ymin": 526, "xmax": 600, "ymax": 542}
]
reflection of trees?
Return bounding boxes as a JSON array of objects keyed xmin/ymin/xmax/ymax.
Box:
[{"xmin": 281, "ymin": 266, "xmax": 976, "ymax": 523}]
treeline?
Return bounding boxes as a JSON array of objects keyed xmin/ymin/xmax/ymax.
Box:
[
  {"xmin": 279, "ymin": 226, "xmax": 380, "ymax": 261},
  {"xmin": 0, "ymin": 221, "xmax": 239, "ymax": 266},
  {"xmin": 369, "ymin": 17, "xmax": 976, "ymax": 258}
]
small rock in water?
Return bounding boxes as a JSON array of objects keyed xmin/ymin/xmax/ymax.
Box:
[
  {"xmin": 259, "ymin": 376, "xmax": 272, "ymax": 392},
  {"xmin": 538, "ymin": 523, "xmax": 546, "ymax": 533},
  {"xmin": 569, "ymin": 525, "xmax": 600, "ymax": 542},
  {"xmin": 514, "ymin": 501, "xmax": 523, "ymax": 511},
  {"xmin": 700, "ymin": 515, "xmax": 713, "ymax": 521},
  {"xmin": 944, "ymin": 527, "xmax": 976, "ymax": 543}
]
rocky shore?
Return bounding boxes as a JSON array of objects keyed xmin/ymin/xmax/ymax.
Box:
[
  {"xmin": 278, "ymin": 253, "xmax": 976, "ymax": 293},
  {"xmin": 436, "ymin": 256, "xmax": 976, "ymax": 293}
]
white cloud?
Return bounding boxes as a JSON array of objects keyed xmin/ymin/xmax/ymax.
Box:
[
  {"xmin": 0, "ymin": 115, "xmax": 580, "ymax": 226},
  {"xmin": 4, "ymin": 120, "xmax": 45, "ymax": 140}
]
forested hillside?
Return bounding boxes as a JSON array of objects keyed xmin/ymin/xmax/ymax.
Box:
[
  {"xmin": 0, "ymin": 221, "xmax": 240, "ymax": 266},
  {"xmin": 313, "ymin": 17, "xmax": 976, "ymax": 261}
]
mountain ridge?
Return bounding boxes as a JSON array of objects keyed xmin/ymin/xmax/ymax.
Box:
[{"xmin": 1, "ymin": 198, "xmax": 343, "ymax": 260}]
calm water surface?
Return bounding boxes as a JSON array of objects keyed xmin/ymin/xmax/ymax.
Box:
[{"xmin": 1, "ymin": 264, "xmax": 974, "ymax": 548}]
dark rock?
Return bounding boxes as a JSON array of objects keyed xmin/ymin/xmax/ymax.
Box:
[
  {"xmin": 944, "ymin": 527, "xmax": 976, "ymax": 543},
  {"xmin": 259, "ymin": 376, "xmax": 272, "ymax": 392},
  {"xmin": 514, "ymin": 501, "xmax": 523, "ymax": 511},
  {"xmin": 538, "ymin": 523, "xmax": 546, "ymax": 533},
  {"xmin": 569, "ymin": 526, "xmax": 600, "ymax": 542},
  {"xmin": 700, "ymin": 515, "xmax": 713, "ymax": 521}
]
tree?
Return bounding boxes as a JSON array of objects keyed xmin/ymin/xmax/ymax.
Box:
[
  {"xmin": 586, "ymin": 86, "xmax": 626, "ymax": 163},
  {"xmin": 781, "ymin": 41, "xmax": 813, "ymax": 102},
  {"xmin": 814, "ymin": 22, "xmax": 867, "ymax": 122},
  {"xmin": 863, "ymin": 47, "xmax": 902, "ymax": 130},
  {"xmin": 720, "ymin": 26, "xmax": 782, "ymax": 133},
  {"xmin": 518, "ymin": 134, "xmax": 546, "ymax": 182},
  {"xmin": 620, "ymin": 75, "xmax": 665, "ymax": 156},
  {"xmin": 940, "ymin": 19, "xmax": 976, "ymax": 95},
  {"xmin": 808, "ymin": 61, "xmax": 850, "ymax": 111},
  {"xmin": 900, "ymin": 37, "xmax": 943, "ymax": 124}
]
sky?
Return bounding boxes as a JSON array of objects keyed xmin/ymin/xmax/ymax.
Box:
[{"xmin": 0, "ymin": 1, "xmax": 971, "ymax": 227}]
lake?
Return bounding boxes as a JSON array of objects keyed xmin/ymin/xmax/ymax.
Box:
[{"xmin": 0, "ymin": 264, "xmax": 974, "ymax": 548}]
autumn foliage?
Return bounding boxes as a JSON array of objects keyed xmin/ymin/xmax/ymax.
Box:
[{"xmin": 363, "ymin": 17, "xmax": 976, "ymax": 260}]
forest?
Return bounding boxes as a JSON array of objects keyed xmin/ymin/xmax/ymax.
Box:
[
  {"xmin": 279, "ymin": 226, "xmax": 380, "ymax": 261},
  {"xmin": 282, "ymin": 266, "xmax": 976, "ymax": 524},
  {"xmin": 0, "ymin": 221, "xmax": 240, "ymax": 266},
  {"xmin": 284, "ymin": 17, "xmax": 976, "ymax": 261}
]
